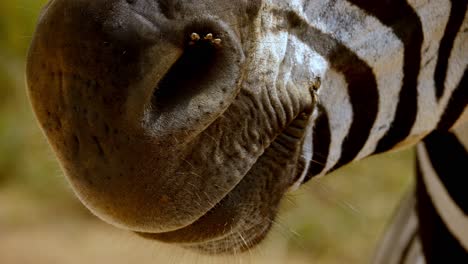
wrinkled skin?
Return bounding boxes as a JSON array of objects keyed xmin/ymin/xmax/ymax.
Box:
[{"xmin": 27, "ymin": 0, "xmax": 318, "ymax": 253}]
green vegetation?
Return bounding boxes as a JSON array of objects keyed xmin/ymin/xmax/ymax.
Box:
[{"xmin": 0, "ymin": 2, "xmax": 413, "ymax": 263}]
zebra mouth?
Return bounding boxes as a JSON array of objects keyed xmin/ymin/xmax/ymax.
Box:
[
  {"xmin": 133, "ymin": 24, "xmax": 314, "ymax": 251},
  {"xmin": 137, "ymin": 110, "xmax": 312, "ymax": 254},
  {"xmin": 27, "ymin": 0, "xmax": 317, "ymax": 253}
]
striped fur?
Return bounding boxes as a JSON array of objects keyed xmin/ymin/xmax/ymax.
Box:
[{"xmin": 263, "ymin": 0, "xmax": 468, "ymax": 262}]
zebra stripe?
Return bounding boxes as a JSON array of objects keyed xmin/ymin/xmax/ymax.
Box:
[
  {"xmin": 371, "ymin": 191, "xmax": 421, "ymax": 263},
  {"xmin": 357, "ymin": 0, "xmax": 424, "ymax": 154},
  {"xmin": 416, "ymin": 135, "xmax": 468, "ymax": 260},
  {"xmin": 437, "ymin": 69, "xmax": 468, "ymax": 131},
  {"xmin": 434, "ymin": 1, "xmax": 468, "ymax": 100},
  {"xmin": 423, "ymin": 131, "xmax": 468, "ymax": 214},
  {"xmin": 374, "ymin": 128, "xmax": 468, "ymax": 263},
  {"xmin": 305, "ymin": 106, "xmax": 330, "ymax": 181}
]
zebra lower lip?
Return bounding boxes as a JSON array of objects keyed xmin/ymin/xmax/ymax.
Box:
[{"xmin": 136, "ymin": 111, "xmax": 312, "ymax": 253}]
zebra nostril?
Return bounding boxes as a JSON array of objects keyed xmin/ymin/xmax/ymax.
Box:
[
  {"xmin": 126, "ymin": 0, "xmax": 136, "ymax": 4},
  {"xmin": 150, "ymin": 31, "xmax": 226, "ymax": 121},
  {"xmin": 140, "ymin": 20, "xmax": 244, "ymax": 140}
]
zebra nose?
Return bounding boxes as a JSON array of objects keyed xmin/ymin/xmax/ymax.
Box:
[
  {"xmin": 101, "ymin": 0, "xmax": 166, "ymax": 46},
  {"xmin": 28, "ymin": 0, "xmax": 246, "ymax": 233}
]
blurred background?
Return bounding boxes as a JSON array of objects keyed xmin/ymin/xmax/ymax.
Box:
[{"xmin": 0, "ymin": 1, "xmax": 414, "ymax": 263}]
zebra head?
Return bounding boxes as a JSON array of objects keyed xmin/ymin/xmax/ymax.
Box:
[
  {"xmin": 26, "ymin": 0, "xmax": 468, "ymax": 257},
  {"xmin": 27, "ymin": 0, "xmax": 323, "ymax": 253}
]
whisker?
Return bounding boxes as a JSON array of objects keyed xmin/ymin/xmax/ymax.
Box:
[
  {"xmin": 182, "ymin": 158, "xmax": 196, "ymax": 169},
  {"xmin": 202, "ymin": 130, "xmax": 219, "ymax": 145},
  {"xmin": 238, "ymin": 231, "xmax": 253, "ymax": 262},
  {"xmin": 270, "ymin": 217, "xmax": 306, "ymax": 252},
  {"xmin": 314, "ymin": 180, "xmax": 363, "ymax": 217}
]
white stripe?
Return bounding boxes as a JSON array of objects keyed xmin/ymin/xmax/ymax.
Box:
[
  {"xmin": 289, "ymin": 118, "xmax": 313, "ymax": 191},
  {"xmin": 319, "ymin": 70, "xmax": 353, "ymax": 172},
  {"xmin": 372, "ymin": 192, "xmax": 419, "ymax": 264},
  {"xmin": 417, "ymin": 144, "xmax": 468, "ymax": 250},
  {"xmin": 404, "ymin": 237, "xmax": 425, "ymax": 264},
  {"xmin": 408, "ymin": 0, "xmax": 453, "ymax": 139},
  {"xmin": 453, "ymin": 122, "xmax": 468, "ymax": 151},
  {"xmin": 452, "ymin": 107, "xmax": 468, "ymax": 131},
  {"xmin": 415, "ymin": 255, "xmax": 426, "ymax": 264},
  {"xmin": 437, "ymin": 2, "xmax": 468, "ymax": 110}
]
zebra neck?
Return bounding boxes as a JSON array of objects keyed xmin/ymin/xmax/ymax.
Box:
[{"xmin": 285, "ymin": 0, "xmax": 468, "ymax": 178}]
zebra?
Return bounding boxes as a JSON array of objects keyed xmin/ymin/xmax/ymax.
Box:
[{"xmin": 27, "ymin": 0, "xmax": 467, "ymax": 262}]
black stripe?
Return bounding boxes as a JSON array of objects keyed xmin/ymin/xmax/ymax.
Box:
[
  {"xmin": 416, "ymin": 151, "xmax": 468, "ymax": 263},
  {"xmin": 437, "ymin": 68, "xmax": 468, "ymax": 131},
  {"xmin": 281, "ymin": 10, "xmax": 379, "ymax": 172},
  {"xmin": 423, "ymin": 130, "xmax": 468, "ymax": 214},
  {"xmin": 330, "ymin": 45, "xmax": 379, "ymax": 170},
  {"xmin": 304, "ymin": 106, "xmax": 331, "ymax": 182},
  {"xmin": 435, "ymin": 0, "xmax": 468, "ymax": 99},
  {"xmin": 344, "ymin": 1, "xmax": 424, "ymax": 153}
]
